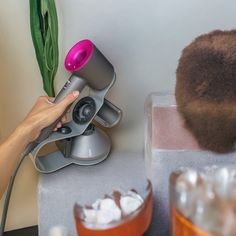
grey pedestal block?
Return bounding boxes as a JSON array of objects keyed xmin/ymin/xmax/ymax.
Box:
[
  {"xmin": 38, "ymin": 151, "xmax": 151, "ymax": 236},
  {"xmin": 144, "ymin": 93, "xmax": 236, "ymax": 235}
]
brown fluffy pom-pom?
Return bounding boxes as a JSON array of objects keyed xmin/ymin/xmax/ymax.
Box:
[{"xmin": 175, "ymin": 30, "xmax": 236, "ymax": 153}]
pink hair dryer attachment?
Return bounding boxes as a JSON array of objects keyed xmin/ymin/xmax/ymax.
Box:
[
  {"xmin": 64, "ymin": 39, "xmax": 94, "ymax": 72},
  {"xmin": 30, "ymin": 39, "xmax": 122, "ymax": 173},
  {"xmin": 64, "ymin": 39, "xmax": 115, "ymax": 91}
]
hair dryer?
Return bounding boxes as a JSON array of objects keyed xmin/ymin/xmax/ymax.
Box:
[
  {"xmin": 29, "ymin": 39, "xmax": 121, "ymax": 173},
  {"xmin": 34, "ymin": 39, "xmax": 116, "ymax": 145}
]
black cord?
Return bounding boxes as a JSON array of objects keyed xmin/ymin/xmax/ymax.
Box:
[{"xmin": 0, "ymin": 143, "xmax": 37, "ymax": 236}]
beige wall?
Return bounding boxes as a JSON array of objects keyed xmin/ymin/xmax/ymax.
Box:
[
  {"xmin": 0, "ymin": 0, "xmax": 236, "ymax": 231},
  {"xmin": 0, "ymin": 1, "xmax": 41, "ymax": 230}
]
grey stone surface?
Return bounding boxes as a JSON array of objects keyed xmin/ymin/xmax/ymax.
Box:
[
  {"xmin": 38, "ymin": 151, "xmax": 149, "ymax": 236},
  {"xmin": 37, "ymin": 143, "xmax": 236, "ymax": 236}
]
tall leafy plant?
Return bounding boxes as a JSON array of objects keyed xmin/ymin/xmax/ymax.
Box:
[{"xmin": 29, "ymin": 0, "xmax": 59, "ymax": 96}]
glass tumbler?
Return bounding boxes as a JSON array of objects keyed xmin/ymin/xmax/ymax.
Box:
[
  {"xmin": 170, "ymin": 167, "xmax": 236, "ymax": 236},
  {"xmin": 169, "ymin": 171, "xmax": 214, "ymax": 236},
  {"xmin": 74, "ymin": 180, "xmax": 153, "ymax": 236}
]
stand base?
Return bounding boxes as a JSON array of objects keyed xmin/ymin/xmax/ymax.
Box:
[
  {"xmin": 57, "ymin": 124, "xmax": 111, "ymax": 165},
  {"xmin": 31, "ymin": 125, "xmax": 111, "ymax": 173}
]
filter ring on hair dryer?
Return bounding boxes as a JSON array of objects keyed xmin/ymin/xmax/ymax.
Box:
[
  {"xmin": 65, "ymin": 39, "xmax": 94, "ymax": 72},
  {"xmin": 73, "ymin": 97, "xmax": 96, "ymax": 124}
]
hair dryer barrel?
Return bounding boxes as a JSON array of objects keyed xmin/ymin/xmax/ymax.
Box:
[{"xmin": 65, "ymin": 40, "xmax": 115, "ymax": 90}]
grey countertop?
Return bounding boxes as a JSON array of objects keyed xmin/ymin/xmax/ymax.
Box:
[{"xmin": 38, "ymin": 151, "xmax": 150, "ymax": 236}]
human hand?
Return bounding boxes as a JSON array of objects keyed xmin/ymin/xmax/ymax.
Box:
[{"xmin": 19, "ymin": 91, "xmax": 79, "ymax": 143}]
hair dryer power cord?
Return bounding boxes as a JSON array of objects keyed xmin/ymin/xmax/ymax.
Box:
[{"xmin": 0, "ymin": 143, "xmax": 37, "ymax": 236}]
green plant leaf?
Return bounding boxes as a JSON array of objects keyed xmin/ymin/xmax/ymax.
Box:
[{"xmin": 29, "ymin": 0, "xmax": 59, "ymax": 96}]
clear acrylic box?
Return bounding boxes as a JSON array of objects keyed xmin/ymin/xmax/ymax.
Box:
[{"xmin": 144, "ymin": 92, "xmax": 236, "ymax": 236}]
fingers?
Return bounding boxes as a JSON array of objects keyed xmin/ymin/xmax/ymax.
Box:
[
  {"xmin": 53, "ymin": 113, "xmax": 69, "ymax": 131},
  {"xmin": 53, "ymin": 91, "xmax": 79, "ymax": 117},
  {"xmin": 46, "ymin": 97, "xmax": 55, "ymax": 105},
  {"xmin": 61, "ymin": 115, "xmax": 67, "ymax": 123},
  {"xmin": 58, "ymin": 91, "xmax": 80, "ymax": 109},
  {"xmin": 53, "ymin": 122, "xmax": 62, "ymax": 131},
  {"xmin": 38, "ymin": 91, "xmax": 79, "ymax": 132},
  {"xmin": 45, "ymin": 91, "xmax": 79, "ymax": 110},
  {"xmin": 37, "ymin": 96, "xmax": 53, "ymax": 104},
  {"xmin": 56, "ymin": 122, "xmax": 62, "ymax": 129},
  {"xmin": 52, "ymin": 112, "xmax": 69, "ymax": 132}
]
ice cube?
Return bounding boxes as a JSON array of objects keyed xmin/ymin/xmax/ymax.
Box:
[
  {"xmin": 92, "ymin": 199, "xmax": 102, "ymax": 210},
  {"xmin": 127, "ymin": 190, "xmax": 144, "ymax": 203},
  {"xmin": 120, "ymin": 196, "xmax": 143, "ymax": 215},
  {"xmin": 174, "ymin": 169, "xmax": 199, "ymax": 218},
  {"xmin": 96, "ymin": 198, "xmax": 121, "ymax": 224},
  {"xmin": 83, "ymin": 209, "xmax": 98, "ymax": 223},
  {"xmin": 214, "ymin": 167, "xmax": 236, "ymax": 200}
]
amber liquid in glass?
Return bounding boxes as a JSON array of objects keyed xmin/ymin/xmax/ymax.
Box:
[
  {"xmin": 171, "ymin": 208, "xmax": 214, "ymax": 236},
  {"xmin": 74, "ymin": 189, "xmax": 153, "ymax": 236}
]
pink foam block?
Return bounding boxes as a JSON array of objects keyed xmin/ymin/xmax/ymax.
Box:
[{"xmin": 152, "ymin": 106, "xmax": 201, "ymax": 150}]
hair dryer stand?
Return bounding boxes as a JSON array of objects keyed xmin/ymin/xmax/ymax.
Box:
[
  {"xmin": 56, "ymin": 123, "xmax": 111, "ymax": 166},
  {"xmin": 30, "ymin": 81, "xmax": 122, "ymax": 173}
]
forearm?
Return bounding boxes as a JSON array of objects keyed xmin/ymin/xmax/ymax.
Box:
[
  {"xmin": 0, "ymin": 125, "xmax": 31, "ymax": 199},
  {"xmin": 0, "ymin": 93, "xmax": 78, "ymax": 199}
]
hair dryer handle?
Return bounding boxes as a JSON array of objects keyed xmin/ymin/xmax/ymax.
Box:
[
  {"xmin": 54, "ymin": 75, "xmax": 86, "ymax": 103},
  {"xmin": 34, "ymin": 75, "xmax": 86, "ymax": 144}
]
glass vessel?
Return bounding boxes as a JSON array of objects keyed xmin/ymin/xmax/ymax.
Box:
[
  {"xmin": 74, "ymin": 180, "xmax": 153, "ymax": 236},
  {"xmin": 169, "ymin": 171, "xmax": 214, "ymax": 236},
  {"xmin": 170, "ymin": 167, "xmax": 236, "ymax": 236}
]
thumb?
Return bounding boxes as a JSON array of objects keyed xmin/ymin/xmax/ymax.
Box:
[{"xmin": 56, "ymin": 91, "xmax": 80, "ymax": 110}]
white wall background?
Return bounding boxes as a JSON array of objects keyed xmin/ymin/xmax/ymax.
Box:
[{"xmin": 0, "ymin": 0, "xmax": 236, "ymax": 231}]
